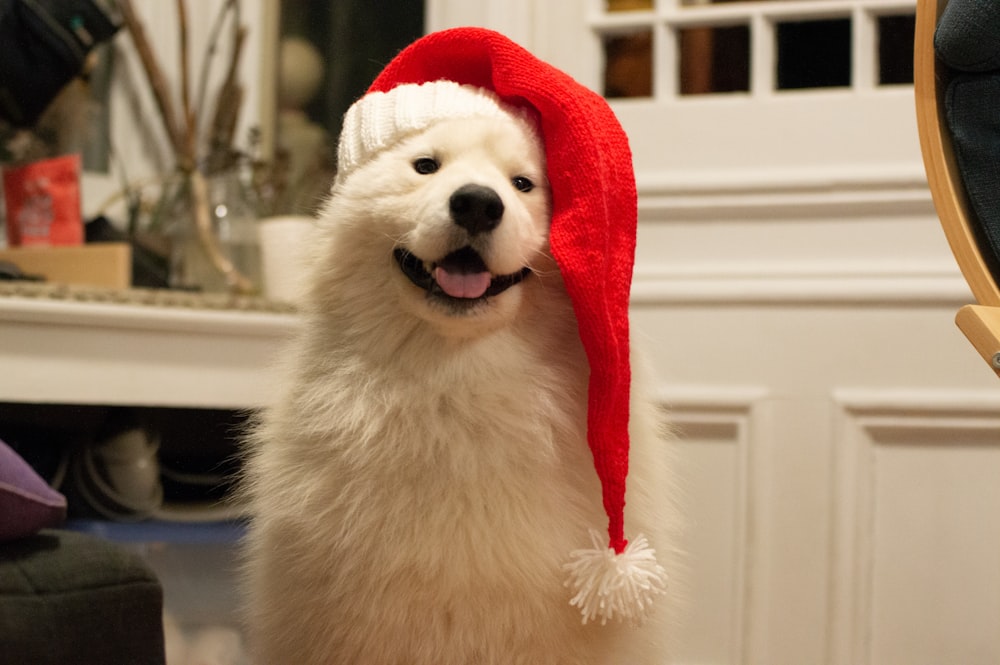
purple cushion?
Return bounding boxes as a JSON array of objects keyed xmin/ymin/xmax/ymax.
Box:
[{"xmin": 0, "ymin": 439, "xmax": 66, "ymax": 541}]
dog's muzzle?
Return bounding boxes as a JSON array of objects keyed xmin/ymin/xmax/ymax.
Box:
[{"xmin": 394, "ymin": 246, "xmax": 531, "ymax": 301}]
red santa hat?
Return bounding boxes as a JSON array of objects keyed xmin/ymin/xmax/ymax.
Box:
[{"xmin": 336, "ymin": 27, "xmax": 667, "ymax": 625}]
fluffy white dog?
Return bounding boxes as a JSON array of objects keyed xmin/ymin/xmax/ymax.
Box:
[{"xmin": 242, "ymin": 31, "xmax": 678, "ymax": 665}]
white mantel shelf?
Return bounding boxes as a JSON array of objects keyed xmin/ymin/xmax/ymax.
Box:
[{"xmin": 0, "ymin": 293, "xmax": 299, "ymax": 409}]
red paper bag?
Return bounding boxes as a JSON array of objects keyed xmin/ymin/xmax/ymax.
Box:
[{"xmin": 3, "ymin": 154, "xmax": 83, "ymax": 246}]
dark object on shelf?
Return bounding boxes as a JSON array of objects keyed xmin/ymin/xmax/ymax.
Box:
[
  {"xmin": 0, "ymin": 259, "xmax": 42, "ymax": 281},
  {"xmin": 86, "ymin": 215, "xmax": 170, "ymax": 288},
  {"xmin": 0, "ymin": 0, "xmax": 120, "ymax": 127}
]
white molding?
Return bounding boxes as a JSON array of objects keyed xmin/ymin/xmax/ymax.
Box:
[
  {"xmin": 834, "ymin": 388, "xmax": 1000, "ymax": 415},
  {"xmin": 656, "ymin": 384, "xmax": 770, "ymax": 665},
  {"xmin": 631, "ymin": 262, "xmax": 972, "ymax": 307},
  {"xmin": 635, "ymin": 163, "xmax": 931, "ymax": 216},
  {"xmin": 658, "ymin": 385, "xmax": 771, "ymax": 411},
  {"xmin": 828, "ymin": 389, "xmax": 1000, "ymax": 665},
  {"xmin": 628, "ymin": 161, "xmax": 966, "ymax": 307}
]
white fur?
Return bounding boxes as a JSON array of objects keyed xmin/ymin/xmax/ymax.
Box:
[{"xmin": 241, "ymin": 115, "xmax": 679, "ymax": 664}]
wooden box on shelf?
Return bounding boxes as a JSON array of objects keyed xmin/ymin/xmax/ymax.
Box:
[{"xmin": 0, "ymin": 243, "xmax": 131, "ymax": 289}]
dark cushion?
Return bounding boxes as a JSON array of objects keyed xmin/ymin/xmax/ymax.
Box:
[
  {"xmin": 944, "ymin": 74, "xmax": 1000, "ymax": 278},
  {"xmin": 0, "ymin": 438, "xmax": 66, "ymax": 542},
  {"xmin": 936, "ymin": 0, "xmax": 1000, "ymax": 72},
  {"xmin": 937, "ymin": 0, "xmax": 1000, "ymax": 281},
  {"xmin": 0, "ymin": 529, "xmax": 165, "ymax": 665}
]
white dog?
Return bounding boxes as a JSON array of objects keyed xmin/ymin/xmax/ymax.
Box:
[{"xmin": 241, "ymin": 72, "xmax": 677, "ymax": 664}]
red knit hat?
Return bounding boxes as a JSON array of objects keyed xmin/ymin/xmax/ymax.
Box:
[{"xmin": 345, "ymin": 27, "xmax": 666, "ymax": 625}]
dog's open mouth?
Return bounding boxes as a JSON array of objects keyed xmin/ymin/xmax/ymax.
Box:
[{"xmin": 394, "ymin": 246, "xmax": 531, "ymax": 301}]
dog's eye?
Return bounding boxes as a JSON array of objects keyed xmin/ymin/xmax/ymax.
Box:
[
  {"xmin": 413, "ymin": 157, "xmax": 439, "ymax": 175},
  {"xmin": 512, "ymin": 176, "xmax": 534, "ymax": 193}
]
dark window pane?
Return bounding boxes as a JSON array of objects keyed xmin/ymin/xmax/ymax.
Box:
[
  {"xmin": 776, "ymin": 18, "xmax": 852, "ymax": 90},
  {"xmin": 878, "ymin": 14, "xmax": 915, "ymax": 85},
  {"xmin": 604, "ymin": 31, "xmax": 654, "ymax": 98},
  {"xmin": 678, "ymin": 24, "xmax": 750, "ymax": 95}
]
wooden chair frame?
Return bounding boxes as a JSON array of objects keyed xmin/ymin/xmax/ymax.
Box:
[{"xmin": 915, "ymin": 0, "xmax": 1000, "ymax": 376}]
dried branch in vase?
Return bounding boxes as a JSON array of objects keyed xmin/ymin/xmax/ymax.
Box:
[{"xmin": 118, "ymin": 0, "xmax": 254, "ymax": 294}]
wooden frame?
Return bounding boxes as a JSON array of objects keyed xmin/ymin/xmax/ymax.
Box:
[{"xmin": 914, "ymin": 0, "xmax": 1000, "ymax": 375}]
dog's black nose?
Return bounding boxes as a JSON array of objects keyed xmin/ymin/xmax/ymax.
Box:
[{"xmin": 449, "ymin": 184, "xmax": 504, "ymax": 235}]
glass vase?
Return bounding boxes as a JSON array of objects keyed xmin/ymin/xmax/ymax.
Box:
[{"xmin": 156, "ymin": 168, "xmax": 261, "ymax": 294}]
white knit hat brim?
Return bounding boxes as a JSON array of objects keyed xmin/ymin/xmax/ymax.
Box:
[{"xmin": 336, "ymin": 80, "xmax": 530, "ymax": 182}]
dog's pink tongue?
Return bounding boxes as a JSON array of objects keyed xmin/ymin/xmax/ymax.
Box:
[{"xmin": 434, "ymin": 266, "xmax": 491, "ymax": 299}]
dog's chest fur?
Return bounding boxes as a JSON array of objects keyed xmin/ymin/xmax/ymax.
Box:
[{"xmin": 242, "ymin": 291, "xmax": 622, "ymax": 664}]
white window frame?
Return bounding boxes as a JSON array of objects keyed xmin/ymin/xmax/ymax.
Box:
[{"xmin": 427, "ymin": 0, "xmax": 925, "ymax": 212}]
